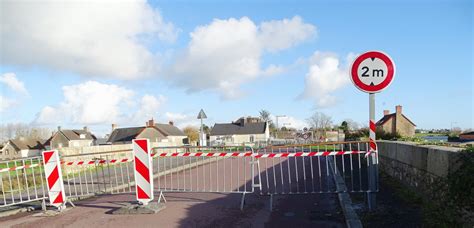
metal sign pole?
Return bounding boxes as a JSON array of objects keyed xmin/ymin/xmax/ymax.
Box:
[{"xmin": 368, "ymin": 93, "xmax": 377, "ymax": 210}]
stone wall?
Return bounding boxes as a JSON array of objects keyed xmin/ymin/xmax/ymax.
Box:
[{"xmin": 378, "ymin": 141, "xmax": 463, "ymax": 194}]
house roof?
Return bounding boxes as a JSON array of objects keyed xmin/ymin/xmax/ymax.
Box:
[
  {"xmin": 376, "ymin": 113, "xmax": 416, "ymax": 127},
  {"xmin": 9, "ymin": 138, "xmax": 46, "ymax": 151},
  {"xmin": 155, "ymin": 124, "xmax": 186, "ymax": 136},
  {"xmin": 107, "ymin": 124, "xmax": 185, "ymax": 143},
  {"xmin": 59, "ymin": 129, "xmax": 95, "ymax": 141},
  {"xmin": 460, "ymin": 131, "xmax": 474, "ymax": 136},
  {"xmin": 107, "ymin": 127, "xmax": 145, "ymax": 143},
  {"xmin": 211, "ymin": 122, "xmax": 267, "ymax": 136}
]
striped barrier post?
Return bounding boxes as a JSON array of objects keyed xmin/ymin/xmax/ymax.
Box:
[
  {"xmin": 133, "ymin": 139, "xmax": 154, "ymax": 205},
  {"xmin": 42, "ymin": 150, "xmax": 67, "ymax": 210}
]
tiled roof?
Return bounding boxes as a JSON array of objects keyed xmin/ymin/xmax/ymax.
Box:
[
  {"xmin": 60, "ymin": 129, "xmax": 95, "ymax": 141},
  {"xmin": 376, "ymin": 113, "xmax": 416, "ymax": 127},
  {"xmin": 211, "ymin": 122, "xmax": 267, "ymax": 135},
  {"xmin": 9, "ymin": 138, "xmax": 46, "ymax": 150},
  {"xmin": 154, "ymin": 124, "xmax": 186, "ymax": 136}
]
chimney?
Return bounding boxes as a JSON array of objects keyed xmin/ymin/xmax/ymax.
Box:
[
  {"xmin": 112, "ymin": 123, "xmax": 117, "ymax": 132},
  {"xmin": 383, "ymin": 110, "xmax": 390, "ymax": 116},
  {"xmin": 168, "ymin": 121, "xmax": 174, "ymax": 126},
  {"xmin": 83, "ymin": 126, "xmax": 89, "ymax": 132},
  {"xmin": 147, "ymin": 118, "xmax": 155, "ymax": 127},
  {"xmin": 396, "ymin": 105, "xmax": 402, "ymax": 115},
  {"xmin": 57, "ymin": 126, "xmax": 61, "ymax": 131}
]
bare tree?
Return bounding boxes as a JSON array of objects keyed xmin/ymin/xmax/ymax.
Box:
[
  {"xmin": 0, "ymin": 123, "xmax": 52, "ymax": 142},
  {"xmin": 259, "ymin": 109, "xmax": 276, "ymax": 130},
  {"xmin": 307, "ymin": 112, "xmax": 333, "ymax": 133},
  {"xmin": 343, "ymin": 119, "xmax": 360, "ymax": 131}
]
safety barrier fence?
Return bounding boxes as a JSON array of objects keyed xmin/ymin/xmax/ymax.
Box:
[{"xmin": 0, "ymin": 140, "xmax": 377, "ymax": 211}]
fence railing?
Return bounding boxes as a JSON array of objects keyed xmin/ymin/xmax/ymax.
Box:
[{"xmin": 0, "ymin": 141, "xmax": 377, "ymax": 210}]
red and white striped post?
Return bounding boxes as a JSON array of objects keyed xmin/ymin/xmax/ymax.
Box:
[
  {"xmin": 133, "ymin": 139, "xmax": 154, "ymax": 205},
  {"xmin": 42, "ymin": 150, "xmax": 66, "ymax": 210}
]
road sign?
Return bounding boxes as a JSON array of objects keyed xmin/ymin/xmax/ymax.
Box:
[
  {"xmin": 197, "ymin": 109, "xmax": 207, "ymax": 119},
  {"xmin": 350, "ymin": 51, "xmax": 395, "ymax": 93}
]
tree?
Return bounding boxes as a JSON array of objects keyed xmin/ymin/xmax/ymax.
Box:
[
  {"xmin": 340, "ymin": 121, "xmax": 349, "ymax": 133},
  {"xmin": 259, "ymin": 109, "xmax": 276, "ymax": 130},
  {"xmin": 306, "ymin": 112, "xmax": 333, "ymax": 133},
  {"xmin": 344, "ymin": 119, "xmax": 360, "ymax": 131},
  {"xmin": 183, "ymin": 126, "xmax": 199, "ymax": 143}
]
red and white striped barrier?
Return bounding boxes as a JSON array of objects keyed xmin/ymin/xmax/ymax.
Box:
[
  {"xmin": 133, "ymin": 139, "xmax": 154, "ymax": 205},
  {"xmin": 154, "ymin": 150, "xmax": 366, "ymax": 158},
  {"xmin": 60, "ymin": 158, "xmax": 131, "ymax": 166},
  {"xmin": 367, "ymin": 120, "xmax": 377, "ymax": 157},
  {"xmin": 42, "ymin": 150, "xmax": 66, "ymax": 209},
  {"xmin": 0, "ymin": 163, "xmax": 41, "ymax": 173}
]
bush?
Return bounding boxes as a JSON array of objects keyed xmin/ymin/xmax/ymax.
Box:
[{"xmin": 376, "ymin": 129, "xmax": 401, "ymax": 140}]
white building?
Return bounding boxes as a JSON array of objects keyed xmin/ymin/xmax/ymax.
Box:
[{"xmin": 210, "ymin": 117, "xmax": 270, "ymax": 146}]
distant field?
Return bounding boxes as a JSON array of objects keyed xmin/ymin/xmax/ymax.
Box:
[{"xmin": 415, "ymin": 133, "xmax": 447, "ymax": 137}]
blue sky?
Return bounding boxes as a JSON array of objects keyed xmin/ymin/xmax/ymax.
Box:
[{"xmin": 1, "ymin": 0, "xmax": 472, "ymax": 136}]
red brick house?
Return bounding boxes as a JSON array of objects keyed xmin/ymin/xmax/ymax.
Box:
[{"xmin": 376, "ymin": 105, "xmax": 416, "ymax": 137}]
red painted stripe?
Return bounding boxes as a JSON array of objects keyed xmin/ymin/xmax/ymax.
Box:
[
  {"xmin": 244, "ymin": 152, "xmax": 253, "ymax": 157},
  {"xmin": 183, "ymin": 153, "xmax": 190, "ymax": 156},
  {"xmin": 134, "ymin": 139, "xmax": 148, "ymax": 154},
  {"xmin": 309, "ymin": 152, "xmax": 317, "ymax": 156},
  {"xmin": 295, "ymin": 152, "xmax": 303, "ymax": 157},
  {"xmin": 281, "ymin": 153, "xmax": 289, "ymax": 157},
  {"xmin": 121, "ymin": 159, "xmax": 128, "ymax": 162},
  {"xmin": 322, "ymin": 151, "xmax": 331, "ymax": 156},
  {"xmin": 9, "ymin": 167, "xmax": 15, "ymax": 171},
  {"xmin": 53, "ymin": 191, "xmax": 64, "ymax": 204},
  {"xmin": 110, "ymin": 159, "xmax": 117, "ymax": 163},
  {"xmin": 88, "ymin": 161, "xmax": 95, "ymax": 165},
  {"xmin": 172, "ymin": 153, "xmax": 179, "ymax": 157},
  {"xmin": 268, "ymin": 153, "xmax": 276, "ymax": 158},
  {"xmin": 337, "ymin": 151, "xmax": 345, "ymax": 155},
  {"xmin": 255, "ymin": 154, "xmax": 263, "ymax": 158},
  {"xmin": 99, "ymin": 160, "xmax": 106, "ymax": 164},
  {"xmin": 135, "ymin": 156, "xmax": 150, "ymax": 182},
  {"xmin": 207, "ymin": 153, "xmax": 214, "ymax": 157},
  {"xmin": 219, "ymin": 153, "xmax": 226, "ymax": 157},
  {"xmin": 160, "ymin": 153, "xmax": 167, "ymax": 157},
  {"xmin": 67, "ymin": 162, "xmax": 73, "ymax": 165},
  {"xmin": 351, "ymin": 151, "xmax": 359, "ymax": 154},
  {"xmin": 43, "ymin": 151, "xmax": 55, "ymax": 164},
  {"xmin": 195, "ymin": 152, "xmax": 202, "ymax": 156},
  {"xmin": 370, "ymin": 120, "xmax": 376, "ymax": 132},
  {"xmin": 47, "ymin": 166, "xmax": 59, "ymax": 190},
  {"xmin": 232, "ymin": 153, "xmax": 239, "ymax": 157},
  {"xmin": 136, "ymin": 185, "xmax": 150, "ymax": 199},
  {"xmin": 78, "ymin": 161, "xmax": 84, "ymax": 165}
]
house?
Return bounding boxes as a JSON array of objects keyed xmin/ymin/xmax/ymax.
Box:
[
  {"xmin": 459, "ymin": 131, "xmax": 474, "ymax": 141},
  {"xmin": 1, "ymin": 138, "xmax": 46, "ymax": 160},
  {"xmin": 50, "ymin": 126, "xmax": 96, "ymax": 149},
  {"xmin": 376, "ymin": 105, "xmax": 416, "ymax": 137},
  {"xmin": 107, "ymin": 119, "xmax": 187, "ymax": 145},
  {"xmin": 210, "ymin": 117, "xmax": 270, "ymax": 146}
]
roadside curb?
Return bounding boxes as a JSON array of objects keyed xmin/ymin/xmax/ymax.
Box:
[{"xmin": 328, "ymin": 157, "xmax": 363, "ymax": 228}]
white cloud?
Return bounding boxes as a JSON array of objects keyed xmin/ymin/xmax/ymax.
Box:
[
  {"xmin": 0, "ymin": 96, "xmax": 13, "ymax": 112},
  {"xmin": 33, "ymin": 81, "xmax": 166, "ymax": 126},
  {"xmin": 259, "ymin": 16, "xmax": 316, "ymax": 52},
  {"xmin": 0, "ymin": 73, "xmax": 29, "ymax": 95},
  {"xmin": 270, "ymin": 114, "xmax": 307, "ymax": 130},
  {"xmin": 1, "ymin": 0, "xmax": 178, "ymax": 79},
  {"xmin": 300, "ymin": 51, "xmax": 355, "ymax": 107},
  {"xmin": 168, "ymin": 16, "xmax": 316, "ymax": 99},
  {"xmin": 164, "ymin": 112, "xmax": 200, "ymax": 128}
]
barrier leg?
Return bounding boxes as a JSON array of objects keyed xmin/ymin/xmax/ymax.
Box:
[
  {"xmin": 240, "ymin": 192, "xmax": 246, "ymax": 211},
  {"xmin": 158, "ymin": 191, "xmax": 167, "ymax": 203}
]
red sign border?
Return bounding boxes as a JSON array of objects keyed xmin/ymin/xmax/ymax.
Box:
[{"xmin": 350, "ymin": 51, "xmax": 395, "ymax": 93}]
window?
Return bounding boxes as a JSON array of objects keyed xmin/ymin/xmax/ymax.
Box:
[{"xmin": 5, "ymin": 149, "xmax": 9, "ymax": 155}]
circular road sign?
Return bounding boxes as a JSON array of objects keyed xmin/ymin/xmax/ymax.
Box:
[{"xmin": 350, "ymin": 51, "xmax": 395, "ymax": 93}]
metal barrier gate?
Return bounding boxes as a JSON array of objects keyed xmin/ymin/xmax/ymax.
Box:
[
  {"xmin": 152, "ymin": 146, "xmax": 260, "ymax": 209},
  {"xmin": 0, "ymin": 141, "xmax": 378, "ymax": 211}
]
